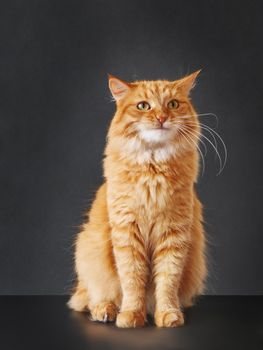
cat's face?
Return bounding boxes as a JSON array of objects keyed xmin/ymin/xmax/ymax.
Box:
[{"xmin": 108, "ymin": 72, "xmax": 201, "ymax": 159}]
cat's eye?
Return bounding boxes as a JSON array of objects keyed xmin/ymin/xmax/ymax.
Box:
[
  {"xmin": 167, "ymin": 99, "xmax": 179, "ymax": 109},
  {"xmin": 137, "ymin": 101, "xmax": 151, "ymax": 111}
]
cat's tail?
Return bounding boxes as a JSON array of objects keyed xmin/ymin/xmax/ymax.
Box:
[{"xmin": 67, "ymin": 280, "xmax": 90, "ymax": 312}]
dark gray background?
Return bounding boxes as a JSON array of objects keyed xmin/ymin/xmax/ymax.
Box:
[{"xmin": 0, "ymin": 0, "xmax": 262, "ymax": 295}]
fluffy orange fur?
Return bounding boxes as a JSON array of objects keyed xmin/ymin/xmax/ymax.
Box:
[{"xmin": 68, "ymin": 71, "xmax": 207, "ymax": 328}]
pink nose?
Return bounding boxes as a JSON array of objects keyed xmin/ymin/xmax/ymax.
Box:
[{"xmin": 157, "ymin": 115, "xmax": 168, "ymax": 125}]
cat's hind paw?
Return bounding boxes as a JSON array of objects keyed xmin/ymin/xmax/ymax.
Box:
[{"xmin": 67, "ymin": 292, "xmax": 89, "ymax": 312}]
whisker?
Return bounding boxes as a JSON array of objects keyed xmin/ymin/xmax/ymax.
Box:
[
  {"xmin": 178, "ymin": 127, "xmax": 205, "ymax": 177},
  {"xmin": 182, "ymin": 121, "xmax": 227, "ymax": 174},
  {"xmin": 177, "ymin": 113, "xmax": 219, "ymax": 127},
  {"xmin": 199, "ymin": 124, "xmax": 218, "ymax": 156},
  {"xmin": 201, "ymin": 124, "xmax": 227, "ymax": 172},
  {"xmin": 183, "ymin": 125, "xmax": 222, "ymax": 173},
  {"xmin": 178, "ymin": 124, "xmax": 208, "ymax": 156},
  {"xmin": 197, "ymin": 113, "xmax": 219, "ymax": 127},
  {"xmin": 183, "ymin": 122, "xmax": 218, "ymax": 158}
]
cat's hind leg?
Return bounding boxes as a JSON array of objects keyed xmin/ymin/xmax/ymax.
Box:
[
  {"xmin": 76, "ymin": 221, "xmax": 121, "ymax": 322},
  {"xmin": 68, "ymin": 280, "xmax": 89, "ymax": 312},
  {"xmin": 69, "ymin": 184, "xmax": 121, "ymax": 323},
  {"xmin": 68, "ymin": 281, "xmax": 118, "ymax": 322}
]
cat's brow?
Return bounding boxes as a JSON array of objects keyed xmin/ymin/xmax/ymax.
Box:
[
  {"xmin": 148, "ymin": 87, "xmax": 155, "ymax": 96},
  {"xmin": 137, "ymin": 92, "xmax": 148, "ymax": 100},
  {"xmin": 162, "ymin": 86, "xmax": 171, "ymax": 95},
  {"xmin": 144, "ymin": 91, "xmax": 150, "ymax": 99},
  {"xmin": 136, "ymin": 82, "xmax": 176, "ymax": 105}
]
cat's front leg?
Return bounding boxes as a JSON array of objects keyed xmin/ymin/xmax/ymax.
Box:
[
  {"xmin": 152, "ymin": 225, "xmax": 191, "ymax": 328},
  {"xmin": 111, "ymin": 221, "xmax": 148, "ymax": 328}
]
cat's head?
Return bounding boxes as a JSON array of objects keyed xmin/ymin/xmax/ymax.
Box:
[{"xmin": 107, "ymin": 72, "xmax": 201, "ymax": 162}]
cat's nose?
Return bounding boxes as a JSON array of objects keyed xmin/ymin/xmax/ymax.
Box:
[{"xmin": 156, "ymin": 115, "xmax": 168, "ymax": 125}]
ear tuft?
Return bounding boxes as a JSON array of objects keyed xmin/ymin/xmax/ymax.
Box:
[
  {"xmin": 176, "ymin": 69, "xmax": 202, "ymax": 96},
  {"xmin": 108, "ymin": 75, "xmax": 131, "ymax": 101}
]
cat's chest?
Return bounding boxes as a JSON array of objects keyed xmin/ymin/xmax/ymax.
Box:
[
  {"xmin": 133, "ymin": 173, "xmax": 175, "ymax": 213},
  {"xmin": 130, "ymin": 173, "xmax": 175, "ymax": 244}
]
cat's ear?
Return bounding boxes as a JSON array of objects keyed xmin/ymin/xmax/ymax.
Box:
[
  {"xmin": 108, "ymin": 75, "xmax": 131, "ymax": 101},
  {"xmin": 175, "ymin": 70, "xmax": 201, "ymax": 96}
]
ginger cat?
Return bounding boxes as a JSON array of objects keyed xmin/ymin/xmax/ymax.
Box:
[{"xmin": 68, "ymin": 71, "xmax": 207, "ymax": 328}]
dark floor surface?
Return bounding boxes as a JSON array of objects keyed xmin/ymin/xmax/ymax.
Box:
[{"xmin": 0, "ymin": 296, "xmax": 262, "ymax": 350}]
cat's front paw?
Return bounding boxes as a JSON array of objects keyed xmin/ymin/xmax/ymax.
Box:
[
  {"xmin": 154, "ymin": 309, "xmax": 184, "ymax": 328},
  {"xmin": 91, "ymin": 302, "xmax": 117, "ymax": 323},
  {"xmin": 116, "ymin": 310, "xmax": 145, "ymax": 328}
]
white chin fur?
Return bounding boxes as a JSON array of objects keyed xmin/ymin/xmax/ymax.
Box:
[
  {"xmin": 139, "ymin": 129, "xmax": 173, "ymax": 144},
  {"xmin": 114, "ymin": 131, "xmax": 180, "ymax": 164}
]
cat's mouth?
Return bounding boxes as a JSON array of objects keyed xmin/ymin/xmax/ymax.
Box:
[{"xmin": 153, "ymin": 126, "xmax": 169, "ymax": 131}]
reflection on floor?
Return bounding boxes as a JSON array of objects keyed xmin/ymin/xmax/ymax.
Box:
[{"xmin": 0, "ymin": 296, "xmax": 262, "ymax": 350}]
